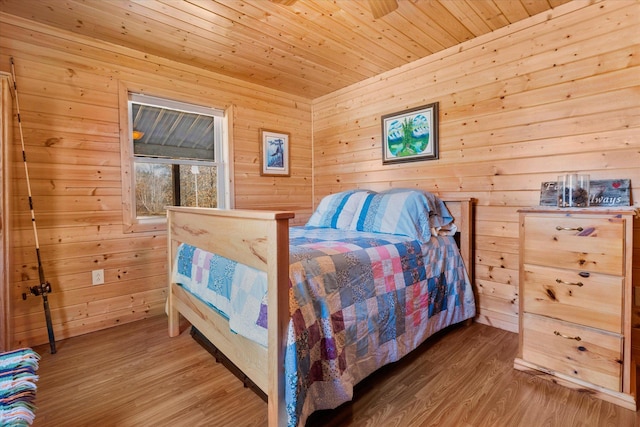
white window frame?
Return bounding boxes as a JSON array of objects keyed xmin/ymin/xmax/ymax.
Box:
[{"xmin": 119, "ymin": 83, "xmax": 231, "ymax": 233}]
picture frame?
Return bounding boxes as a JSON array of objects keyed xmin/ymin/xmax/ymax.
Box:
[
  {"xmin": 260, "ymin": 129, "xmax": 290, "ymax": 177},
  {"xmin": 381, "ymin": 102, "xmax": 439, "ymax": 164},
  {"xmin": 539, "ymin": 178, "xmax": 631, "ymax": 207}
]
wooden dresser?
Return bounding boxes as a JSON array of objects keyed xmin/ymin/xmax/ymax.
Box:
[{"xmin": 514, "ymin": 207, "xmax": 638, "ymax": 410}]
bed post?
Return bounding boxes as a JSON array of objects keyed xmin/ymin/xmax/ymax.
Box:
[
  {"xmin": 440, "ymin": 197, "xmax": 473, "ymax": 281},
  {"xmin": 457, "ymin": 198, "xmax": 473, "ymax": 282},
  {"xmin": 167, "ymin": 209, "xmax": 180, "ymax": 337},
  {"xmin": 267, "ymin": 214, "xmax": 291, "ymax": 427}
]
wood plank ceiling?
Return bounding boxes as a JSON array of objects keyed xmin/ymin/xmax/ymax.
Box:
[{"xmin": 0, "ymin": 0, "xmax": 572, "ymax": 99}]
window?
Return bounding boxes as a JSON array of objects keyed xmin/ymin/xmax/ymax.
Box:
[{"xmin": 122, "ymin": 92, "xmax": 228, "ymax": 232}]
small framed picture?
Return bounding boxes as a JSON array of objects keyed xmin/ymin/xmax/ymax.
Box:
[
  {"xmin": 260, "ymin": 129, "xmax": 290, "ymax": 177},
  {"xmin": 381, "ymin": 102, "xmax": 439, "ymax": 164}
]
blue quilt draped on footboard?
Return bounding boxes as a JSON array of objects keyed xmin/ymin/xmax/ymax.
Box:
[{"xmin": 173, "ymin": 226, "xmax": 476, "ymax": 427}]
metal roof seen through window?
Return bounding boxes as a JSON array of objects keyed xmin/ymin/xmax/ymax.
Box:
[{"xmin": 132, "ymin": 104, "xmax": 215, "ymax": 161}]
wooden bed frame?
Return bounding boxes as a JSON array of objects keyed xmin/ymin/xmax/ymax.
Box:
[{"xmin": 167, "ymin": 197, "xmax": 473, "ymax": 426}]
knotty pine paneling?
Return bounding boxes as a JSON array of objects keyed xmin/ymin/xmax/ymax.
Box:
[
  {"xmin": 2, "ymin": 0, "xmax": 638, "ymax": 350},
  {"xmin": 0, "ymin": 14, "xmax": 312, "ymax": 347},
  {"xmin": 0, "ymin": 0, "xmax": 573, "ymax": 100},
  {"xmin": 312, "ymin": 0, "xmax": 640, "ymax": 334}
]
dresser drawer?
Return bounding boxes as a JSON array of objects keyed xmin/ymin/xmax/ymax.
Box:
[
  {"xmin": 522, "ymin": 264, "xmax": 623, "ymax": 333},
  {"xmin": 522, "ymin": 214, "xmax": 624, "ymax": 275},
  {"xmin": 521, "ymin": 313, "xmax": 623, "ymax": 391}
]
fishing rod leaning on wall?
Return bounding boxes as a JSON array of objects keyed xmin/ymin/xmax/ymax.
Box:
[{"xmin": 10, "ymin": 57, "xmax": 56, "ymax": 354}]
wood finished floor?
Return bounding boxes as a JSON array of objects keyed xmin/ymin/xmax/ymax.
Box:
[{"xmin": 30, "ymin": 315, "xmax": 638, "ymax": 427}]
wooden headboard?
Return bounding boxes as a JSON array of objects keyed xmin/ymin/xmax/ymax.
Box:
[{"xmin": 441, "ymin": 197, "xmax": 473, "ymax": 280}]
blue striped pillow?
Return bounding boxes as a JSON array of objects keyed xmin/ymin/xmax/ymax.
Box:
[
  {"xmin": 349, "ymin": 189, "xmax": 452, "ymax": 242},
  {"xmin": 306, "ymin": 190, "xmax": 375, "ymax": 229}
]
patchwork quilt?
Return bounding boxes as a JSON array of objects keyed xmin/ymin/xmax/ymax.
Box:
[{"xmin": 173, "ymin": 226, "xmax": 476, "ymax": 427}]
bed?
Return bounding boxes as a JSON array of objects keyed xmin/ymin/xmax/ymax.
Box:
[{"xmin": 167, "ymin": 189, "xmax": 476, "ymax": 426}]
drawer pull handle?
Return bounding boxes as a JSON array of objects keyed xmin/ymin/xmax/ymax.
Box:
[
  {"xmin": 555, "ymin": 279, "xmax": 584, "ymax": 287},
  {"xmin": 554, "ymin": 331, "xmax": 581, "ymax": 341},
  {"xmin": 555, "ymin": 226, "xmax": 584, "ymax": 232}
]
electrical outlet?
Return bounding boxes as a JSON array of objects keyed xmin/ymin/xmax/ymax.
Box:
[{"xmin": 92, "ymin": 269, "xmax": 104, "ymax": 285}]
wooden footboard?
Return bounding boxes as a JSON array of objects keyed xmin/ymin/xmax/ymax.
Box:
[
  {"xmin": 167, "ymin": 207, "xmax": 294, "ymax": 426},
  {"xmin": 167, "ymin": 198, "xmax": 473, "ymax": 427}
]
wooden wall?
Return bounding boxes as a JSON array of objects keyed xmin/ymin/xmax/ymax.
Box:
[
  {"xmin": 312, "ymin": 0, "xmax": 640, "ymax": 333},
  {"xmin": 1, "ymin": 0, "xmax": 638, "ymax": 349},
  {"xmin": 0, "ymin": 13, "xmax": 312, "ymax": 348}
]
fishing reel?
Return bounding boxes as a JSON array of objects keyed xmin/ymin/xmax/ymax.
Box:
[{"xmin": 21, "ymin": 281, "xmax": 52, "ymax": 300}]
